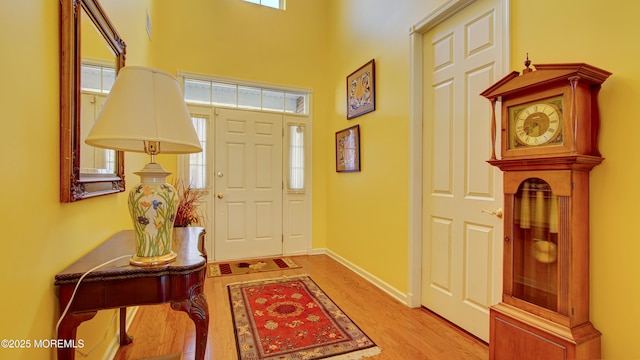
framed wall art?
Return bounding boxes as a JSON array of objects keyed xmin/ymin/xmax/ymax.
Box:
[
  {"xmin": 336, "ymin": 125, "xmax": 360, "ymax": 172},
  {"xmin": 347, "ymin": 59, "xmax": 375, "ymax": 119}
]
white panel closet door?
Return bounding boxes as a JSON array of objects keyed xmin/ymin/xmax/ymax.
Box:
[{"xmin": 421, "ymin": 0, "xmax": 505, "ymax": 342}]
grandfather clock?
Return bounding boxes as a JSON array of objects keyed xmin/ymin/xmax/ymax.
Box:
[{"xmin": 480, "ymin": 58, "xmax": 610, "ymax": 360}]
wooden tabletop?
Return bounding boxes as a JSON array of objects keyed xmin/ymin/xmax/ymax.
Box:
[{"xmin": 55, "ymin": 227, "xmax": 206, "ymax": 285}]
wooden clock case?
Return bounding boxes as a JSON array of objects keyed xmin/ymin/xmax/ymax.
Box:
[{"xmin": 481, "ymin": 62, "xmax": 611, "ymax": 360}]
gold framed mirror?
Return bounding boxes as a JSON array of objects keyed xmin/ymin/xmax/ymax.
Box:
[{"xmin": 60, "ymin": 0, "xmax": 126, "ymax": 202}]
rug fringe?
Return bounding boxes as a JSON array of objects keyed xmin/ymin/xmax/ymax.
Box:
[
  {"xmin": 281, "ymin": 257, "xmax": 299, "ymax": 268},
  {"xmin": 225, "ymin": 273, "xmax": 311, "ymax": 287},
  {"xmin": 327, "ymin": 346, "xmax": 382, "ymax": 359}
]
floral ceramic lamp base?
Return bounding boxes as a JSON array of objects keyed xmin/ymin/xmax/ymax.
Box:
[{"xmin": 128, "ymin": 162, "xmax": 179, "ymax": 267}]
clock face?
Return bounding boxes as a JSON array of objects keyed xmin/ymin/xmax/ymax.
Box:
[{"xmin": 508, "ymin": 96, "xmax": 564, "ymax": 149}]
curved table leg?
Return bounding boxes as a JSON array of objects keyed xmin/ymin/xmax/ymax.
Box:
[
  {"xmin": 57, "ymin": 311, "xmax": 98, "ymax": 360},
  {"xmin": 171, "ymin": 283, "xmax": 209, "ymax": 360},
  {"xmin": 119, "ymin": 307, "xmax": 133, "ymax": 345}
]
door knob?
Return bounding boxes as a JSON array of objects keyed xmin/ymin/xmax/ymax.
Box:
[
  {"xmin": 482, "ymin": 208, "xmax": 503, "ymax": 219},
  {"xmin": 217, "ymin": 193, "xmax": 224, "ymax": 199}
]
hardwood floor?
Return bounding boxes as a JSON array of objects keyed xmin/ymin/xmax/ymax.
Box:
[{"xmin": 113, "ymin": 255, "xmax": 488, "ymax": 359}]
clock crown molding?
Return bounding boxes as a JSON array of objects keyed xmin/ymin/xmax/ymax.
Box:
[
  {"xmin": 481, "ymin": 61, "xmax": 612, "ymax": 161},
  {"xmin": 480, "ymin": 63, "xmax": 611, "ymax": 100},
  {"xmin": 487, "ymin": 154, "xmax": 604, "ymax": 173}
]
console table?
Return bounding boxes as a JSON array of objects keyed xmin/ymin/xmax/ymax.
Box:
[{"xmin": 54, "ymin": 227, "xmax": 209, "ymax": 360}]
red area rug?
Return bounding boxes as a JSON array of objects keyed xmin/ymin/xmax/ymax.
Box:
[{"xmin": 228, "ymin": 276, "xmax": 380, "ymax": 360}]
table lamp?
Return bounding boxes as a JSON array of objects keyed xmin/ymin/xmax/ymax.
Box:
[{"xmin": 85, "ymin": 66, "xmax": 202, "ymax": 266}]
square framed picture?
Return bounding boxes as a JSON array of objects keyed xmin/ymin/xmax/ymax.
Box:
[
  {"xmin": 347, "ymin": 59, "xmax": 375, "ymax": 119},
  {"xmin": 336, "ymin": 125, "xmax": 360, "ymax": 172}
]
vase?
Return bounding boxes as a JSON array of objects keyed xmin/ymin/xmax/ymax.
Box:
[{"xmin": 128, "ymin": 163, "xmax": 179, "ymax": 266}]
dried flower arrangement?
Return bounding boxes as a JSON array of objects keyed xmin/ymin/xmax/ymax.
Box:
[{"xmin": 172, "ymin": 179, "xmax": 205, "ymax": 227}]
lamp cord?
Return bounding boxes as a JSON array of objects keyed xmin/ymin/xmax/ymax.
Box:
[{"xmin": 55, "ymin": 254, "xmax": 132, "ymax": 335}]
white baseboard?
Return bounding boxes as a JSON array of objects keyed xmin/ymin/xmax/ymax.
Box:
[
  {"xmin": 311, "ymin": 248, "xmax": 408, "ymax": 305},
  {"xmin": 102, "ymin": 306, "xmax": 139, "ymax": 360},
  {"xmin": 308, "ymin": 247, "xmax": 326, "ymax": 256},
  {"xmin": 284, "ymin": 250, "xmax": 309, "ymax": 257}
]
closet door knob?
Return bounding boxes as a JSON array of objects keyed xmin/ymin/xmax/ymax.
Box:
[{"xmin": 481, "ymin": 208, "xmax": 503, "ymax": 219}]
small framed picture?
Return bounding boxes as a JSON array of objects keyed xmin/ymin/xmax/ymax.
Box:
[
  {"xmin": 347, "ymin": 59, "xmax": 375, "ymax": 119},
  {"xmin": 336, "ymin": 125, "xmax": 361, "ymax": 172}
]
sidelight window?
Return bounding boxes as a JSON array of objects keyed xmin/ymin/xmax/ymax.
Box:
[
  {"xmin": 288, "ymin": 124, "xmax": 305, "ymax": 191},
  {"xmin": 188, "ymin": 116, "xmax": 208, "ymax": 190}
]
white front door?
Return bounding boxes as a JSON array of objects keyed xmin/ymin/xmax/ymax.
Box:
[
  {"xmin": 214, "ymin": 108, "xmax": 283, "ymax": 261},
  {"xmin": 421, "ymin": 0, "xmax": 506, "ymax": 342}
]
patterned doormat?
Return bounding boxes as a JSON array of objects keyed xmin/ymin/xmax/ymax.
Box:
[
  {"xmin": 228, "ymin": 275, "xmax": 380, "ymax": 360},
  {"xmin": 208, "ymin": 257, "xmax": 300, "ymax": 277}
]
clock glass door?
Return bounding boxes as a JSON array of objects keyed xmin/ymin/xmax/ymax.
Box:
[{"xmin": 512, "ymin": 178, "xmax": 559, "ymax": 311}]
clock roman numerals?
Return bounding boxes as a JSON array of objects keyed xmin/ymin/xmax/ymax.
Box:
[{"xmin": 509, "ymin": 97, "xmax": 563, "ymax": 148}]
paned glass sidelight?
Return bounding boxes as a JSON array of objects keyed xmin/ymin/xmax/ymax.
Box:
[
  {"xmin": 188, "ymin": 116, "xmax": 208, "ymax": 190},
  {"xmin": 288, "ymin": 124, "xmax": 305, "ymax": 191}
]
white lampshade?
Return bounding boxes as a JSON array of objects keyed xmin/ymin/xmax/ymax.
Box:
[{"xmin": 85, "ymin": 66, "xmax": 202, "ymax": 154}]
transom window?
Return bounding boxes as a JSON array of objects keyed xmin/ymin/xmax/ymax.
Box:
[
  {"xmin": 183, "ymin": 77, "xmax": 308, "ymax": 115},
  {"xmin": 243, "ymin": 0, "xmax": 285, "ymax": 10},
  {"xmin": 81, "ymin": 63, "xmax": 115, "ymax": 93}
]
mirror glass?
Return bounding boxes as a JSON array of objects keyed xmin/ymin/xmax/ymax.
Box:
[
  {"xmin": 60, "ymin": 0, "xmax": 126, "ymax": 202},
  {"xmin": 80, "ymin": 8, "xmax": 116, "ymax": 175}
]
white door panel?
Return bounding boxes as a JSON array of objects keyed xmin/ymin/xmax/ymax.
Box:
[
  {"xmin": 421, "ymin": 0, "xmax": 505, "ymax": 342},
  {"xmin": 215, "ymin": 108, "xmax": 283, "ymax": 260}
]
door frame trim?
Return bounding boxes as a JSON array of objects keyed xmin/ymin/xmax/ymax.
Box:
[{"xmin": 406, "ymin": 0, "xmax": 510, "ymax": 307}]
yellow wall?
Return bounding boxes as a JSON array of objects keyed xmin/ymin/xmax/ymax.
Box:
[
  {"xmin": 0, "ymin": 1, "xmax": 151, "ymax": 359},
  {"xmin": 324, "ymin": 0, "xmax": 441, "ymax": 295},
  {"xmin": 509, "ymin": 1, "xmax": 640, "ymax": 357},
  {"xmin": 1, "ymin": 0, "xmax": 638, "ymax": 359}
]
